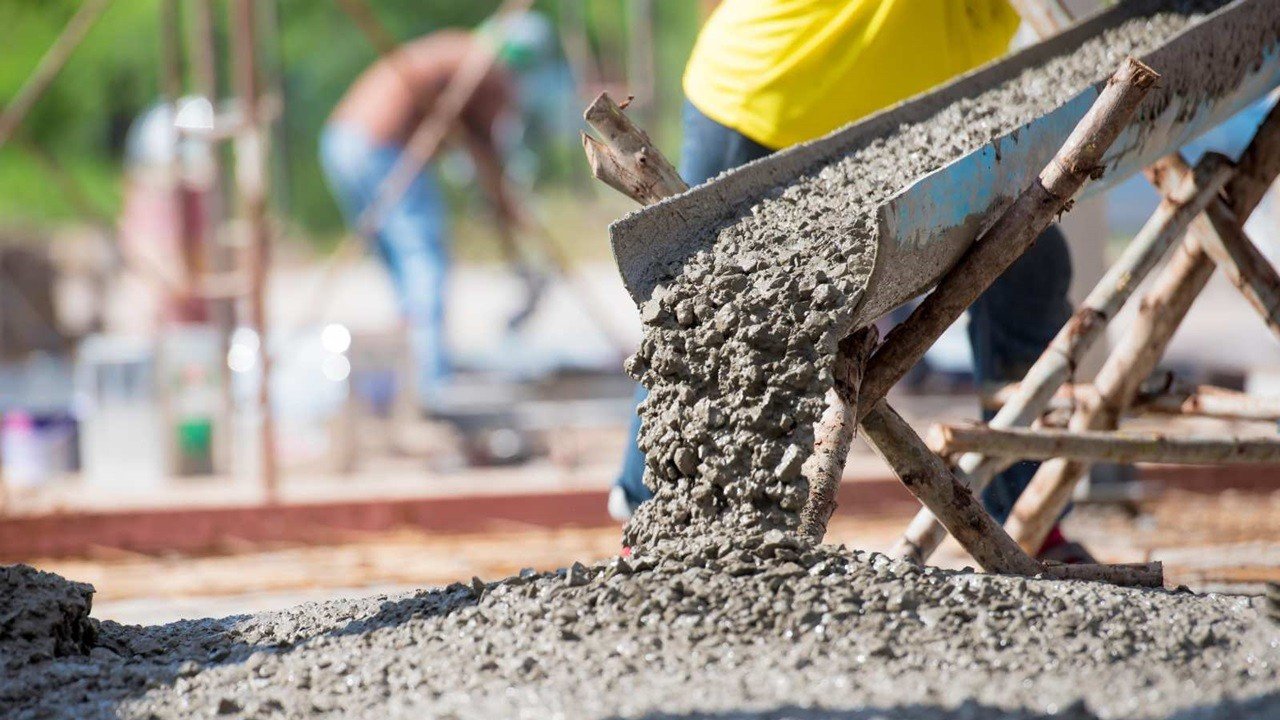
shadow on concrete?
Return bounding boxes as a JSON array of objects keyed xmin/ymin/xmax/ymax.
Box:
[{"xmin": 610, "ymin": 691, "xmax": 1280, "ymax": 720}]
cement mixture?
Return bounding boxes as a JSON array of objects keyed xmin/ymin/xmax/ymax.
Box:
[
  {"xmin": 3, "ymin": 536, "xmax": 1279, "ymax": 719},
  {"xmin": 623, "ymin": 0, "xmax": 1277, "ymax": 549},
  {"xmin": 5, "ymin": 2, "xmax": 1280, "ymax": 718}
]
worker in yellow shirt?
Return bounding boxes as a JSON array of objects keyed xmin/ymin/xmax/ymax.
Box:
[{"xmin": 610, "ymin": 0, "xmax": 1088, "ymax": 563}]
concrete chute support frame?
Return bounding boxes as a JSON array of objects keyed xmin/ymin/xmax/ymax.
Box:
[{"xmin": 584, "ymin": 54, "xmax": 1168, "ymax": 589}]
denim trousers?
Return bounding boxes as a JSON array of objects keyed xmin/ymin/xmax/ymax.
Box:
[
  {"xmin": 615, "ymin": 101, "xmax": 1073, "ymax": 525},
  {"xmin": 319, "ymin": 122, "xmax": 451, "ymax": 407}
]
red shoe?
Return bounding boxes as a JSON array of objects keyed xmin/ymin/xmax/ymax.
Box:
[{"xmin": 1037, "ymin": 526, "xmax": 1096, "ymax": 565}]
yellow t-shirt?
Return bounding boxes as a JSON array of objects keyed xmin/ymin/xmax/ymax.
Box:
[{"xmin": 683, "ymin": 0, "xmax": 1020, "ymax": 150}]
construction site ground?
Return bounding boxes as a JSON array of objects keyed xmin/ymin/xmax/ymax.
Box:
[{"xmin": 9, "ymin": 391, "xmax": 1278, "ymax": 626}]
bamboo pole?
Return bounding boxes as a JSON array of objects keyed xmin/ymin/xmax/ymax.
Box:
[
  {"xmin": 0, "ymin": 0, "xmax": 114, "ymax": 150},
  {"xmin": 860, "ymin": 400, "xmax": 1045, "ymax": 576},
  {"xmin": 857, "ymin": 58, "xmax": 1159, "ymax": 417},
  {"xmin": 1141, "ymin": 385, "xmax": 1280, "ymax": 421},
  {"xmin": 229, "ymin": 0, "xmax": 279, "ymax": 502},
  {"xmin": 892, "ymin": 151, "xmax": 1233, "ymax": 562},
  {"xmin": 929, "ymin": 424, "xmax": 1280, "ymax": 465},
  {"xmin": 1005, "ymin": 105, "xmax": 1280, "ymax": 553}
]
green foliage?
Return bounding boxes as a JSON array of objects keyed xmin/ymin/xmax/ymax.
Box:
[{"xmin": 0, "ymin": 0, "xmax": 701, "ymax": 238}]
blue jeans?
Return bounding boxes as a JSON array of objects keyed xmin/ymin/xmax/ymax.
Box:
[
  {"xmin": 319, "ymin": 123, "xmax": 451, "ymax": 407},
  {"xmin": 615, "ymin": 101, "xmax": 1074, "ymax": 526}
]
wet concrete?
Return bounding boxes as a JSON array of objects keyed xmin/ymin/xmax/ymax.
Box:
[
  {"xmin": 3, "ymin": 539, "xmax": 1279, "ymax": 718},
  {"xmin": 6, "ymin": 2, "xmax": 1280, "ymax": 718},
  {"xmin": 623, "ymin": 0, "xmax": 1277, "ymax": 550},
  {"xmin": 0, "ymin": 565, "xmax": 97, "ymax": 672}
]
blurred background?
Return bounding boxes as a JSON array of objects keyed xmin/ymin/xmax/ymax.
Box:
[{"xmin": 2, "ymin": 0, "xmax": 1278, "ymax": 623}]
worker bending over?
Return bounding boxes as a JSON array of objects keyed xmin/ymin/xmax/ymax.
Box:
[
  {"xmin": 320, "ymin": 15, "xmax": 552, "ymax": 412},
  {"xmin": 611, "ymin": 0, "xmax": 1089, "ymax": 563}
]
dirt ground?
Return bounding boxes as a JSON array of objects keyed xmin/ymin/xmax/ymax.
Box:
[{"xmin": 26, "ymin": 486, "xmax": 1279, "ymax": 625}]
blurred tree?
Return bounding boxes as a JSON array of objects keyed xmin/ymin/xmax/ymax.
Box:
[{"xmin": 0, "ymin": 0, "xmax": 701, "ymax": 240}]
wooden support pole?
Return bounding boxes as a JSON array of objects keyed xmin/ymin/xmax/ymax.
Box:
[
  {"xmin": 0, "ymin": 0, "xmax": 114, "ymax": 150},
  {"xmin": 582, "ymin": 92, "xmax": 687, "ymax": 204},
  {"xmin": 230, "ymin": 0, "xmax": 279, "ymax": 502},
  {"xmin": 893, "ymin": 151, "xmax": 1233, "ymax": 562},
  {"xmin": 1140, "ymin": 384, "xmax": 1280, "ymax": 421},
  {"xmin": 1195, "ymin": 201, "xmax": 1280, "ymax": 342},
  {"xmin": 929, "ymin": 424, "xmax": 1280, "ymax": 465},
  {"xmin": 1005, "ymin": 102, "xmax": 1280, "ymax": 554},
  {"xmin": 1039, "ymin": 561, "xmax": 1163, "ymax": 588},
  {"xmin": 860, "ymin": 400, "xmax": 1045, "ymax": 576},
  {"xmin": 190, "ymin": 0, "xmax": 236, "ymax": 474},
  {"xmin": 845, "ymin": 57, "xmax": 1159, "ymax": 560},
  {"xmin": 985, "ymin": 381, "xmax": 1280, "ymax": 423},
  {"xmin": 798, "ymin": 328, "xmax": 877, "ymax": 541},
  {"xmin": 858, "ymin": 58, "xmax": 1159, "ymax": 416}
]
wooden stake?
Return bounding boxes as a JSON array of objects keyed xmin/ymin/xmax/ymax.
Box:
[
  {"xmin": 1039, "ymin": 561, "xmax": 1163, "ymax": 588},
  {"xmin": 1005, "ymin": 102, "xmax": 1280, "ymax": 553},
  {"xmin": 858, "ymin": 58, "xmax": 1159, "ymax": 414},
  {"xmin": 929, "ymin": 424, "xmax": 1280, "ymax": 465},
  {"xmin": 860, "ymin": 400, "xmax": 1044, "ymax": 576},
  {"xmin": 892, "ymin": 151, "xmax": 1233, "ymax": 562},
  {"xmin": 582, "ymin": 92, "xmax": 687, "ymax": 204},
  {"xmin": 1195, "ymin": 203, "xmax": 1280, "ymax": 341}
]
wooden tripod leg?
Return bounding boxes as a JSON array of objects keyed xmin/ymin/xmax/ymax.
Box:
[
  {"xmin": 892, "ymin": 152, "xmax": 1234, "ymax": 563},
  {"xmin": 1196, "ymin": 204, "xmax": 1280, "ymax": 341},
  {"xmin": 861, "ymin": 400, "xmax": 1044, "ymax": 576},
  {"xmin": 798, "ymin": 328, "xmax": 878, "ymax": 541},
  {"xmin": 849, "ymin": 58, "xmax": 1159, "ymax": 560},
  {"xmin": 1006, "ymin": 107, "xmax": 1280, "ymax": 553}
]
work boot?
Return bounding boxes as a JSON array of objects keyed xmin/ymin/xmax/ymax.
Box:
[{"xmin": 1036, "ymin": 525, "xmax": 1097, "ymax": 565}]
